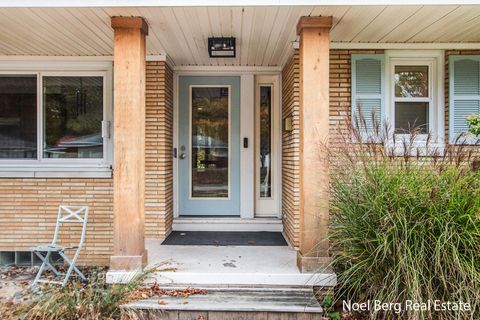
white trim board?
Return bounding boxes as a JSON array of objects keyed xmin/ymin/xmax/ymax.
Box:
[
  {"xmin": 172, "ymin": 218, "xmax": 283, "ymax": 232},
  {"xmin": 174, "ymin": 66, "xmax": 282, "ymax": 73},
  {"xmin": 1, "ymin": 1, "xmax": 478, "ymax": 8},
  {"xmin": 0, "ymin": 54, "xmax": 168, "ymax": 62},
  {"xmin": 331, "ymin": 42, "xmax": 480, "ymax": 50},
  {"xmin": 240, "ymin": 75, "xmax": 255, "ymax": 219}
]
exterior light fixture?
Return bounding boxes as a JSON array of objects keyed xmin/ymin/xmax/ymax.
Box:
[{"xmin": 208, "ymin": 37, "xmax": 236, "ymax": 58}]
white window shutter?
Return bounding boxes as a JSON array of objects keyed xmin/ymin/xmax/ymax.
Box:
[
  {"xmin": 351, "ymin": 54, "xmax": 385, "ymax": 141},
  {"xmin": 449, "ymin": 56, "xmax": 480, "ymax": 144}
]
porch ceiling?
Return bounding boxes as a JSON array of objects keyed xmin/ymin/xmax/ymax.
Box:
[{"xmin": 1, "ymin": 5, "xmax": 480, "ymax": 66}]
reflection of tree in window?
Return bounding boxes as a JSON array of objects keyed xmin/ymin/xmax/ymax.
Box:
[
  {"xmin": 191, "ymin": 87, "xmax": 229, "ymax": 198},
  {"xmin": 395, "ymin": 66, "xmax": 428, "ymax": 98},
  {"xmin": 394, "ymin": 66, "xmax": 429, "ymax": 134},
  {"xmin": 43, "ymin": 77, "xmax": 103, "ymax": 158},
  {"xmin": 259, "ymin": 86, "xmax": 272, "ymax": 198},
  {"xmin": 0, "ymin": 76, "xmax": 37, "ymax": 158}
]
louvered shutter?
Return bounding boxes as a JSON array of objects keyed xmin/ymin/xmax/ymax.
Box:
[
  {"xmin": 449, "ymin": 56, "xmax": 480, "ymax": 143},
  {"xmin": 351, "ymin": 54, "xmax": 385, "ymax": 140}
]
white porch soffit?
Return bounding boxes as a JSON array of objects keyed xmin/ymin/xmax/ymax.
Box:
[{"xmin": 0, "ymin": 4, "xmax": 480, "ymax": 66}]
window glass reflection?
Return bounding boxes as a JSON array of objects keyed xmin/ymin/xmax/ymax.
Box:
[
  {"xmin": 395, "ymin": 65, "xmax": 429, "ymax": 98},
  {"xmin": 259, "ymin": 86, "xmax": 272, "ymax": 198},
  {"xmin": 191, "ymin": 87, "xmax": 229, "ymax": 198},
  {"xmin": 43, "ymin": 76, "xmax": 103, "ymax": 158},
  {"xmin": 0, "ymin": 76, "xmax": 37, "ymax": 159}
]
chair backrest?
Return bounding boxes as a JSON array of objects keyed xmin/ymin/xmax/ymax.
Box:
[{"xmin": 51, "ymin": 206, "xmax": 89, "ymax": 247}]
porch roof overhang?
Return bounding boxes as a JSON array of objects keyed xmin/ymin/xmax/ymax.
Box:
[
  {"xmin": 1, "ymin": 4, "xmax": 480, "ymax": 67},
  {"xmin": 1, "ymin": 1, "xmax": 478, "ymax": 7}
]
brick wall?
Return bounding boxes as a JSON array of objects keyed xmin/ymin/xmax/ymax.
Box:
[
  {"xmin": 0, "ymin": 61, "xmax": 174, "ymax": 266},
  {"xmin": 145, "ymin": 61, "xmax": 174, "ymax": 239},
  {"xmin": 281, "ymin": 49, "xmax": 384, "ymax": 247},
  {"xmin": 281, "ymin": 52, "xmax": 301, "ymax": 247},
  {"xmin": 0, "ymin": 179, "xmax": 113, "ymax": 266}
]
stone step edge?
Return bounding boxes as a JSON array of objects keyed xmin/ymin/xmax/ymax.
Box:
[{"xmin": 122, "ymin": 300, "xmax": 323, "ymax": 314}]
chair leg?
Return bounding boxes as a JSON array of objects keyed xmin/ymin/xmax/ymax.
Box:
[
  {"xmin": 34, "ymin": 251, "xmax": 61, "ymax": 276},
  {"xmin": 58, "ymin": 251, "xmax": 86, "ymax": 287},
  {"xmin": 31, "ymin": 251, "xmax": 53, "ymax": 288}
]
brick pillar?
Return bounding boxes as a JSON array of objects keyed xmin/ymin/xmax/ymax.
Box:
[
  {"xmin": 110, "ymin": 17, "xmax": 148, "ymax": 271},
  {"xmin": 296, "ymin": 16, "xmax": 333, "ymax": 272}
]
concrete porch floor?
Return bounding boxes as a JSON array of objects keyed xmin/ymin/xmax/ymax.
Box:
[{"xmin": 140, "ymin": 239, "xmax": 336, "ymax": 288}]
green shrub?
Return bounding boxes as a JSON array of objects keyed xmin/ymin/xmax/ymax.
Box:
[
  {"xmin": 466, "ymin": 114, "xmax": 480, "ymax": 137},
  {"xmin": 329, "ymin": 116, "xmax": 480, "ymax": 319}
]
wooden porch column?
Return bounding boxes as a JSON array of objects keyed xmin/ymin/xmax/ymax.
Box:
[
  {"xmin": 296, "ymin": 16, "xmax": 333, "ymax": 272},
  {"xmin": 110, "ymin": 17, "xmax": 148, "ymax": 271}
]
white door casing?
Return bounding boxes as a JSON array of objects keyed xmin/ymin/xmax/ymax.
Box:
[{"xmin": 172, "ymin": 69, "xmax": 281, "ymax": 220}]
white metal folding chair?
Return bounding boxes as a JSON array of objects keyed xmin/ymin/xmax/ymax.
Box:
[{"xmin": 31, "ymin": 205, "xmax": 89, "ymax": 288}]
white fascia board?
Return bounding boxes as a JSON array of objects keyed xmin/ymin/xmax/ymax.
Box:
[
  {"xmin": 330, "ymin": 42, "xmax": 480, "ymax": 49},
  {"xmin": 1, "ymin": 1, "xmax": 480, "ymax": 8},
  {"xmin": 0, "ymin": 54, "xmax": 167, "ymax": 61}
]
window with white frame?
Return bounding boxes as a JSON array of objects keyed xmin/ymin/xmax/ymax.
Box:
[
  {"xmin": 0, "ymin": 62, "xmax": 112, "ymax": 176},
  {"xmin": 352, "ymin": 51, "xmax": 444, "ymax": 144},
  {"xmin": 393, "ymin": 64, "xmax": 430, "ymax": 134}
]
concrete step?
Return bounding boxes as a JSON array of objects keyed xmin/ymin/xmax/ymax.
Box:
[
  {"xmin": 107, "ymin": 270, "xmax": 337, "ymax": 288},
  {"xmin": 150, "ymin": 271, "xmax": 336, "ymax": 288},
  {"xmin": 122, "ymin": 287, "xmax": 325, "ymax": 320}
]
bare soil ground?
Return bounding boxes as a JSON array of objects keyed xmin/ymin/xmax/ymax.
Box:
[
  {"xmin": 0, "ymin": 266, "xmax": 39, "ymax": 319},
  {"xmin": 0, "ymin": 267, "xmax": 37, "ymax": 302}
]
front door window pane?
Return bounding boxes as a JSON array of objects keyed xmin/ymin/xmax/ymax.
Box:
[
  {"xmin": 259, "ymin": 86, "xmax": 272, "ymax": 198},
  {"xmin": 191, "ymin": 87, "xmax": 229, "ymax": 198},
  {"xmin": 0, "ymin": 75, "xmax": 37, "ymax": 159},
  {"xmin": 43, "ymin": 76, "xmax": 103, "ymax": 158}
]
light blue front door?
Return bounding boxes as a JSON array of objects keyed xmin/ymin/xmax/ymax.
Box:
[{"xmin": 178, "ymin": 76, "xmax": 240, "ymax": 216}]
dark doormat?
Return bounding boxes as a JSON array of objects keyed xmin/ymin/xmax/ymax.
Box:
[{"xmin": 161, "ymin": 231, "xmax": 288, "ymax": 246}]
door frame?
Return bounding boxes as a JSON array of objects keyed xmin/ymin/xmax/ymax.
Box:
[
  {"xmin": 254, "ymin": 75, "xmax": 282, "ymax": 216},
  {"xmin": 173, "ymin": 67, "xmax": 282, "ymax": 220}
]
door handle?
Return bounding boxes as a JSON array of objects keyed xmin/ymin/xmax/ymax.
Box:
[{"xmin": 179, "ymin": 153, "xmax": 187, "ymax": 159}]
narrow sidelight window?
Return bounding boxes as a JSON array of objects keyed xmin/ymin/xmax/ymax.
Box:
[
  {"xmin": 0, "ymin": 75, "xmax": 37, "ymax": 159},
  {"xmin": 255, "ymin": 75, "xmax": 279, "ymax": 217},
  {"xmin": 259, "ymin": 85, "xmax": 272, "ymax": 198},
  {"xmin": 394, "ymin": 65, "xmax": 430, "ymax": 134},
  {"xmin": 43, "ymin": 76, "xmax": 104, "ymax": 158}
]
